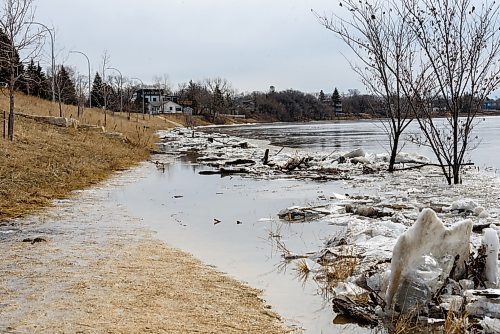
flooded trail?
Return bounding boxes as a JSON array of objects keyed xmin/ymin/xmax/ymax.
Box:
[
  {"xmin": 113, "ymin": 159, "xmax": 371, "ymax": 333},
  {"xmin": 0, "ymin": 167, "xmax": 287, "ymax": 334}
]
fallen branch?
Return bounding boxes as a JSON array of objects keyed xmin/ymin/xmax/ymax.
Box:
[
  {"xmin": 394, "ymin": 162, "xmax": 475, "ymax": 171},
  {"xmin": 199, "ymin": 168, "xmax": 249, "ymax": 176}
]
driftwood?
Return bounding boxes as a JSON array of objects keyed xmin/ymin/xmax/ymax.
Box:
[
  {"xmin": 232, "ymin": 142, "xmax": 249, "ymax": 149},
  {"xmin": 199, "ymin": 168, "xmax": 249, "ymax": 176},
  {"xmin": 263, "ymin": 149, "xmax": 270, "ymax": 165},
  {"xmin": 472, "ymin": 222, "xmax": 497, "ymax": 233},
  {"xmin": 225, "ymin": 159, "xmax": 255, "ymax": 166},
  {"xmin": 394, "ymin": 162, "xmax": 475, "ymax": 171},
  {"xmin": 281, "ymin": 157, "xmax": 313, "ymax": 171},
  {"xmin": 345, "ymin": 204, "xmax": 393, "ymax": 218},
  {"xmin": 278, "ymin": 205, "xmax": 330, "ymax": 221},
  {"xmin": 332, "ymin": 297, "xmax": 378, "ymax": 326}
]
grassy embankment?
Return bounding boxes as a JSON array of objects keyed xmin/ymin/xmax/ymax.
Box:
[{"xmin": 0, "ymin": 92, "xmax": 210, "ymax": 221}]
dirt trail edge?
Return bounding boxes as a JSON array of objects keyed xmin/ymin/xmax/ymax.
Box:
[{"xmin": 0, "ymin": 164, "xmax": 289, "ymax": 334}]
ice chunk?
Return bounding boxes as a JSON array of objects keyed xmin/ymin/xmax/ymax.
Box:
[
  {"xmin": 351, "ymin": 156, "xmax": 370, "ymax": 164},
  {"xmin": 483, "ymin": 228, "xmax": 499, "ymax": 284},
  {"xmin": 385, "ymin": 208, "xmax": 472, "ymax": 310},
  {"xmin": 331, "ymin": 192, "xmax": 347, "ymax": 200},
  {"xmin": 450, "ymin": 199, "xmax": 478, "ymax": 212},
  {"xmin": 465, "ymin": 289, "xmax": 500, "ymax": 318},
  {"xmin": 481, "ymin": 317, "xmax": 500, "ymax": 333},
  {"xmin": 480, "ymin": 211, "xmax": 491, "ymax": 219},
  {"xmin": 344, "ymin": 148, "xmax": 365, "ymax": 159}
]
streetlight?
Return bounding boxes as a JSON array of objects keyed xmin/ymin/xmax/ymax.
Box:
[
  {"xmin": 28, "ymin": 21, "xmax": 55, "ymax": 103},
  {"xmin": 106, "ymin": 67, "xmax": 123, "ymax": 116},
  {"xmin": 69, "ymin": 50, "xmax": 91, "ymax": 109},
  {"xmin": 131, "ymin": 77, "xmax": 145, "ymax": 118}
]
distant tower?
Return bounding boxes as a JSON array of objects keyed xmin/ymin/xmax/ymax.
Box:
[{"xmin": 269, "ymin": 85, "xmax": 275, "ymax": 93}]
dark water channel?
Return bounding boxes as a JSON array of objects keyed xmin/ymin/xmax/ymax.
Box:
[{"xmin": 113, "ymin": 160, "xmax": 371, "ymax": 333}]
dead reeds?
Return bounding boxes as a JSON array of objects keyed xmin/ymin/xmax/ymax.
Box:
[{"xmin": 444, "ymin": 301, "xmax": 468, "ymax": 334}]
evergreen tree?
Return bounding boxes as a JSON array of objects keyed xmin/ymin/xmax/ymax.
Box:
[
  {"xmin": 91, "ymin": 72, "xmax": 104, "ymax": 107},
  {"xmin": 0, "ymin": 28, "xmax": 24, "ymax": 87},
  {"xmin": 35, "ymin": 63, "xmax": 51, "ymax": 100},
  {"xmin": 331, "ymin": 88, "xmax": 341, "ymax": 105},
  {"xmin": 319, "ymin": 89, "xmax": 325, "ymax": 102},
  {"xmin": 20, "ymin": 59, "xmax": 37, "ymax": 95},
  {"xmin": 55, "ymin": 65, "xmax": 77, "ymax": 105}
]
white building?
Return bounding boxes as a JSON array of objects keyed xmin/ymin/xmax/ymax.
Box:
[
  {"xmin": 162, "ymin": 101, "xmax": 183, "ymax": 113},
  {"xmin": 132, "ymin": 88, "xmax": 184, "ymax": 114}
]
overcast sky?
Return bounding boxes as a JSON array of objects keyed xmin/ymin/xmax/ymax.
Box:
[{"xmin": 33, "ymin": 0, "xmax": 359, "ymax": 94}]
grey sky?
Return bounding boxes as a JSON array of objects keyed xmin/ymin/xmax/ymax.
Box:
[{"xmin": 34, "ymin": 0, "xmax": 358, "ymax": 94}]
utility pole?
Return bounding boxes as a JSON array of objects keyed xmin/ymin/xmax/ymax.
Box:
[
  {"xmin": 28, "ymin": 22, "xmax": 55, "ymax": 103},
  {"xmin": 69, "ymin": 50, "xmax": 92, "ymax": 109}
]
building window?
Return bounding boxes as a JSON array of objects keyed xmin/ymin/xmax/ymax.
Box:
[
  {"xmin": 153, "ymin": 97, "xmax": 157, "ymax": 102},
  {"xmin": 145, "ymin": 97, "xmax": 149, "ymax": 102},
  {"xmin": 169, "ymin": 107, "xmax": 173, "ymax": 111},
  {"xmin": 176, "ymin": 107, "xmax": 182, "ymax": 111}
]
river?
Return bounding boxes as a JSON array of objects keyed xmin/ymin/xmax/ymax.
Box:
[
  {"xmin": 206, "ymin": 116, "xmax": 500, "ymax": 171},
  {"xmin": 113, "ymin": 116, "xmax": 500, "ymax": 333}
]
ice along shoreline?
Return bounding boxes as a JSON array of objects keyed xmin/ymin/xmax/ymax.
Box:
[{"xmin": 156, "ymin": 127, "xmax": 500, "ymax": 332}]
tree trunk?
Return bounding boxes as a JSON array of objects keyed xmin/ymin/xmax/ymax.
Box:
[
  {"xmin": 58, "ymin": 100, "xmax": 63, "ymax": 118},
  {"xmin": 8, "ymin": 88, "xmax": 15, "ymax": 141},
  {"xmin": 388, "ymin": 132, "xmax": 400, "ymax": 172},
  {"xmin": 453, "ymin": 114, "xmax": 459, "ymax": 184}
]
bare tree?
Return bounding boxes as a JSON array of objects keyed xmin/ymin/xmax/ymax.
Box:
[
  {"xmin": 205, "ymin": 77, "xmax": 232, "ymax": 121},
  {"xmin": 153, "ymin": 73, "xmax": 172, "ymax": 95},
  {"xmin": 0, "ymin": 0, "xmax": 42, "ymax": 140},
  {"xmin": 403, "ymin": 0, "xmax": 500, "ymax": 184},
  {"xmin": 74, "ymin": 73, "xmax": 88, "ymax": 118},
  {"xmin": 100, "ymin": 50, "xmax": 111, "ymax": 126},
  {"xmin": 315, "ymin": 1, "xmax": 421, "ymax": 172}
]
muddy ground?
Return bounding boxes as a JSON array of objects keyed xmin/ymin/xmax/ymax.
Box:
[{"xmin": 0, "ymin": 167, "xmax": 288, "ymax": 333}]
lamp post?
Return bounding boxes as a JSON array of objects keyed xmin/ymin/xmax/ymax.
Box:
[
  {"xmin": 28, "ymin": 21, "xmax": 55, "ymax": 103},
  {"xmin": 69, "ymin": 50, "xmax": 91, "ymax": 109},
  {"xmin": 106, "ymin": 67, "xmax": 124, "ymax": 117},
  {"xmin": 131, "ymin": 77, "xmax": 145, "ymax": 119}
]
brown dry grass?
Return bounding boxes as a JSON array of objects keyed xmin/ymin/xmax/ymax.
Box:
[
  {"xmin": 320, "ymin": 251, "xmax": 358, "ymax": 287},
  {"xmin": 390, "ymin": 308, "xmax": 418, "ymax": 334},
  {"xmin": 0, "ymin": 116, "xmax": 149, "ymax": 220},
  {"xmin": 444, "ymin": 303, "xmax": 468, "ymax": 334}
]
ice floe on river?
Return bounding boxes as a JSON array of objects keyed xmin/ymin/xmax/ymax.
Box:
[{"xmin": 157, "ymin": 128, "xmax": 500, "ymax": 331}]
